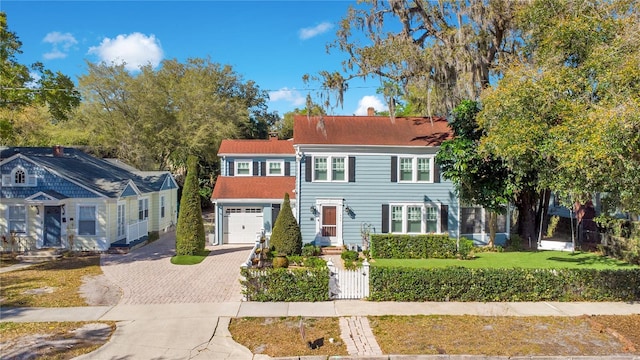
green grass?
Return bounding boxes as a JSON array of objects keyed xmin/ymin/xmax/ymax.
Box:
[
  {"xmin": 171, "ymin": 250, "xmax": 210, "ymax": 265},
  {"xmin": 371, "ymin": 251, "xmax": 638, "ymax": 270}
]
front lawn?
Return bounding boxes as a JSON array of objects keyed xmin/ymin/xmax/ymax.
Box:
[{"xmin": 371, "ymin": 250, "xmax": 638, "ymax": 269}]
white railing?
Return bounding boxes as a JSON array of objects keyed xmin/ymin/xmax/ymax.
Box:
[
  {"xmin": 127, "ymin": 220, "xmax": 148, "ymax": 244},
  {"xmin": 327, "ymin": 259, "xmax": 370, "ymax": 300}
]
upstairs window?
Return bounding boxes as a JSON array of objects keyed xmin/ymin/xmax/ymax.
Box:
[
  {"xmin": 236, "ymin": 161, "xmax": 252, "ymax": 176},
  {"xmin": 14, "ymin": 169, "xmax": 25, "ymax": 184},
  {"xmin": 267, "ymin": 160, "xmax": 283, "ymax": 176},
  {"xmin": 313, "ymin": 156, "xmax": 348, "ymax": 182},
  {"xmin": 394, "ymin": 156, "xmax": 434, "ymax": 183}
]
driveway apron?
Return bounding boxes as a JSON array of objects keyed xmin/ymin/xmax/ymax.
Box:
[{"xmin": 100, "ymin": 232, "xmax": 252, "ymax": 304}]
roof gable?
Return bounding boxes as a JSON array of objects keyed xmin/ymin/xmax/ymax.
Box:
[{"xmin": 293, "ymin": 115, "xmax": 452, "ymax": 147}]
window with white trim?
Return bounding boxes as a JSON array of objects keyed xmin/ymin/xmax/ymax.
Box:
[
  {"xmin": 8, "ymin": 205, "xmax": 26, "ymax": 233},
  {"xmin": 267, "ymin": 160, "xmax": 283, "ymax": 176},
  {"xmin": 14, "ymin": 169, "xmax": 25, "ymax": 184},
  {"xmin": 160, "ymin": 195, "xmax": 166, "ymax": 218},
  {"xmin": 397, "ymin": 156, "xmax": 434, "ymax": 183},
  {"xmin": 3, "ymin": 166, "xmax": 37, "ymax": 187},
  {"xmin": 138, "ymin": 198, "xmax": 149, "ymax": 221},
  {"xmin": 389, "ymin": 203, "xmax": 440, "ymax": 234},
  {"xmin": 78, "ymin": 205, "xmax": 97, "ymax": 236},
  {"xmin": 313, "ymin": 156, "xmax": 347, "ymax": 182},
  {"xmin": 236, "ymin": 161, "xmax": 252, "ymax": 176}
]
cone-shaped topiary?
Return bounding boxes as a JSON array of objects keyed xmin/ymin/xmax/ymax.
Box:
[
  {"xmin": 270, "ymin": 193, "xmax": 302, "ymax": 256},
  {"xmin": 176, "ymin": 155, "xmax": 206, "ymax": 255}
]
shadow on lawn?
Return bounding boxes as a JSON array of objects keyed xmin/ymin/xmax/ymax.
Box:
[{"xmin": 547, "ymin": 252, "xmax": 635, "ymax": 267}]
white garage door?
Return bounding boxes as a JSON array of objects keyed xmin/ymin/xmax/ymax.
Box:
[{"xmin": 223, "ymin": 207, "xmax": 264, "ymax": 244}]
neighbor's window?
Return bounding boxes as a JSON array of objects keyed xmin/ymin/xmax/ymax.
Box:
[
  {"xmin": 236, "ymin": 161, "xmax": 251, "ymax": 176},
  {"xmin": 160, "ymin": 196, "xmax": 166, "ymax": 218},
  {"xmin": 14, "ymin": 169, "xmax": 25, "ymax": 184},
  {"xmin": 78, "ymin": 206, "xmax": 97, "ymax": 236},
  {"xmin": 138, "ymin": 198, "xmax": 149, "ymax": 221},
  {"xmin": 8, "ymin": 205, "xmax": 26, "ymax": 233}
]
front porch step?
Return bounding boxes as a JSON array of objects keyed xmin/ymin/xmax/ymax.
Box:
[
  {"xmin": 16, "ymin": 248, "xmax": 63, "ymax": 263},
  {"xmin": 320, "ymin": 246, "xmax": 344, "ymax": 255}
]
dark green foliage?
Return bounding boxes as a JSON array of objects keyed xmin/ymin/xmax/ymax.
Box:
[
  {"xmin": 240, "ymin": 267, "xmax": 329, "ymax": 302},
  {"xmin": 269, "ymin": 193, "xmax": 302, "ymax": 256},
  {"xmin": 457, "ymin": 238, "xmax": 475, "ymax": 260},
  {"xmin": 302, "ymin": 243, "xmax": 321, "ymax": 257},
  {"xmin": 175, "ymin": 155, "xmax": 206, "ymax": 255},
  {"xmin": 370, "ymin": 234, "xmax": 457, "ymax": 259},
  {"xmin": 341, "ymin": 250, "xmax": 359, "ymax": 262},
  {"xmin": 369, "ymin": 267, "xmax": 640, "ymax": 302},
  {"xmin": 272, "ymin": 256, "xmax": 289, "ymax": 268}
]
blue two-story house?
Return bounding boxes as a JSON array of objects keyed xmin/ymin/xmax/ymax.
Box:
[
  {"xmin": 293, "ymin": 111, "xmax": 510, "ymax": 248},
  {"xmin": 211, "ymin": 136, "xmax": 296, "ymax": 244}
]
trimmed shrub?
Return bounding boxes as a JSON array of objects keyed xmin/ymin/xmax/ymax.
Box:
[
  {"xmin": 369, "ymin": 267, "xmax": 640, "ymax": 302},
  {"xmin": 272, "ymin": 256, "xmax": 289, "ymax": 268},
  {"xmin": 241, "ymin": 267, "xmax": 329, "ymax": 302},
  {"xmin": 270, "ymin": 193, "xmax": 302, "ymax": 256},
  {"xmin": 302, "ymin": 243, "xmax": 321, "ymax": 257},
  {"xmin": 370, "ymin": 234, "xmax": 457, "ymax": 259},
  {"xmin": 176, "ymin": 155, "xmax": 206, "ymax": 255},
  {"xmin": 457, "ymin": 238, "xmax": 475, "ymax": 259}
]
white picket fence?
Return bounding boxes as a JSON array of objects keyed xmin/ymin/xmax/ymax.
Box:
[{"xmin": 327, "ymin": 259, "xmax": 370, "ymax": 300}]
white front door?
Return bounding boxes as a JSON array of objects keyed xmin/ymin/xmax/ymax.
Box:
[
  {"xmin": 315, "ymin": 199, "xmax": 343, "ymax": 246},
  {"xmin": 223, "ymin": 207, "xmax": 263, "ymax": 244}
]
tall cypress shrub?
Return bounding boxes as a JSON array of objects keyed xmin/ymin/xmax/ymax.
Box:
[
  {"xmin": 270, "ymin": 193, "xmax": 302, "ymax": 255},
  {"xmin": 176, "ymin": 155, "xmax": 206, "ymax": 255}
]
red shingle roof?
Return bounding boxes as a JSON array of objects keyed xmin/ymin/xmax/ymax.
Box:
[
  {"xmin": 218, "ymin": 138, "xmax": 295, "ymax": 155},
  {"xmin": 211, "ymin": 176, "xmax": 296, "ymax": 200},
  {"xmin": 293, "ymin": 115, "xmax": 452, "ymax": 146}
]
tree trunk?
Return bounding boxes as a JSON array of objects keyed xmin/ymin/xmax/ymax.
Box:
[
  {"xmin": 515, "ymin": 190, "xmax": 539, "ymax": 249},
  {"xmin": 488, "ymin": 211, "xmax": 497, "ymax": 248}
]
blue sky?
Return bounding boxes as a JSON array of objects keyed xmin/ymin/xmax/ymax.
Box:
[{"xmin": 2, "ymin": 0, "xmax": 388, "ymax": 117}]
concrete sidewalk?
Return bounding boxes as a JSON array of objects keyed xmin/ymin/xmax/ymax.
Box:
[
  {"xmin": 3, "ymin": 301, "xmax": 639, "ymax": 323},
  {"xmin": 2, "ymin": 301, "xmax": 639, "ymax": 359}
]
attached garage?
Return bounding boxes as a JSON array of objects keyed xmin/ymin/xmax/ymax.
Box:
[{"xmin": 223, "ymin": 207, "xmax": 264, "ymax": 244}]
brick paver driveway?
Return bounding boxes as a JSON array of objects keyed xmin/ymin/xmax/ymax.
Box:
[{"xmin": 100, "ymin": 232, "xmax": 252, "ymax": 304}]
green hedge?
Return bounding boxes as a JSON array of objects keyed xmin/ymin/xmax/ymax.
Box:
[
  {"xmin": 370, "ymin": 234, "xmax": 457, "ymax": 259},
  {"xmin": 369, "ymin": 267, "xmax": 640, "ymax": 301},
  {"xmin": 240, "ymin": 267, "xmax": 329, "ymax": 302}
]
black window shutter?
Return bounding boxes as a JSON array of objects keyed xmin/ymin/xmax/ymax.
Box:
[
  {"xmin": 272, "ymin": 204, "xmax": 281, "ymax": 229},
  {"xmin": 348, "ymin": 156, "xmax": 356, "ymax": 182},
  {"xmin": 284, "ymin": 162, "xmax": 291, "ymax": 176},
  {"xmin": 305, "ymin": 156, "xmax": 312, "ymax": 182},
  {"xmin": 253, "ymin": 161, "xmax": 259, "ymax": 176},
  {"xmin": 228, "ymin": 161, "xmax": 234, "ymax": 176},
  {"xmin": 261, "ymin": 161, "xmax": 266, "ymax": 176},
  {"xmin": 440, "ymin": 205, "xmax": 449, "ymax": 232},
  {"xmin": 381, "ymin": 204, "xmax": 389, "ymax": 233},
  {"xmin": 433, "ymin": 162, "xmax": 440, "ymax": 183},
  {"xmin": 390, "ymin": 156, "xmax": 397, "ymax": 182}
]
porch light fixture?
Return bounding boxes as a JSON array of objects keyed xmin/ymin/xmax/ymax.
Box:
[
  {"xmin": 31, "ymin": 205, "xmax": 39, "ymax": 215},
  {"xmin": 310, "ymin": 205, "xmax": 317, "ymax": 215},
  {"xmin": 61, "ymin": 204, "xmax": 66, "ymax": 215}
]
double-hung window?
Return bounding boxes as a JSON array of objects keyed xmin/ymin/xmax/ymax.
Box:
[
  {"xmin": 8, "ymin": 205, "xmax": 26, "ymax": 233},
  {"xmin": 138, "ymin": 198, "xmax": 149, "ymax": 221},
  {"xmin": 389, "ymin": 203, "xmax": 440, "ymax": 234},
  {"xmin": 314, "ymin": 156, "xmax": 347, "ymax": 182},
  {"xmin": 160, "ymin": 196, "xmax": 166, "ymax": 218},
  {"xmin": 397, "ymin": 156, "xmax": 434, "ymax": 183},
  {"xmin": 78, "ymin": 205, "xmax": 97, "ymax": 236},
  {"xmin": 267, "ymin": 160, "xmax": 283, "ymax": 176},
  {"xmin": 236, "ymin": 161, "xmax": 251, "ymax": 176}
]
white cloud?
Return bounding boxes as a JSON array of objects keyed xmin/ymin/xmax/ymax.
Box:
[
  {"xmin": 42, "ymin": 31, "xmax": 77, "ymax": 60},
  {"xmin": 88, "ymin": 32, "xmax": 163, "ymax": 72},
  {"xmin": 269, "ymin": 88, "xmax": 306, "ymax": 107},
  {"xmin": 299, "ymin": 22, "xmax": 334, "ymax": 40},
  {"xmin": 354, "ymin": 95, "xmax": 386, "ymax": 115}
]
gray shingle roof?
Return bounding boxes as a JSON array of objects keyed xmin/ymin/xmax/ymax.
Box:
[{"xmin": 0, "ymin": 147, "xmax": 173, "ymax": 198}]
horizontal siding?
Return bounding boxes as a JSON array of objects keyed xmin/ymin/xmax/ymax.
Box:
[{"xmin": 299, "ymin": 153, "xmax": 459, "ymax": 246}]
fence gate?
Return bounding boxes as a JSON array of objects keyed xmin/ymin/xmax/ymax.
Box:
[{"xmin": 327, "ymin": 259, "xmax": 370, "ymax": 300}]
